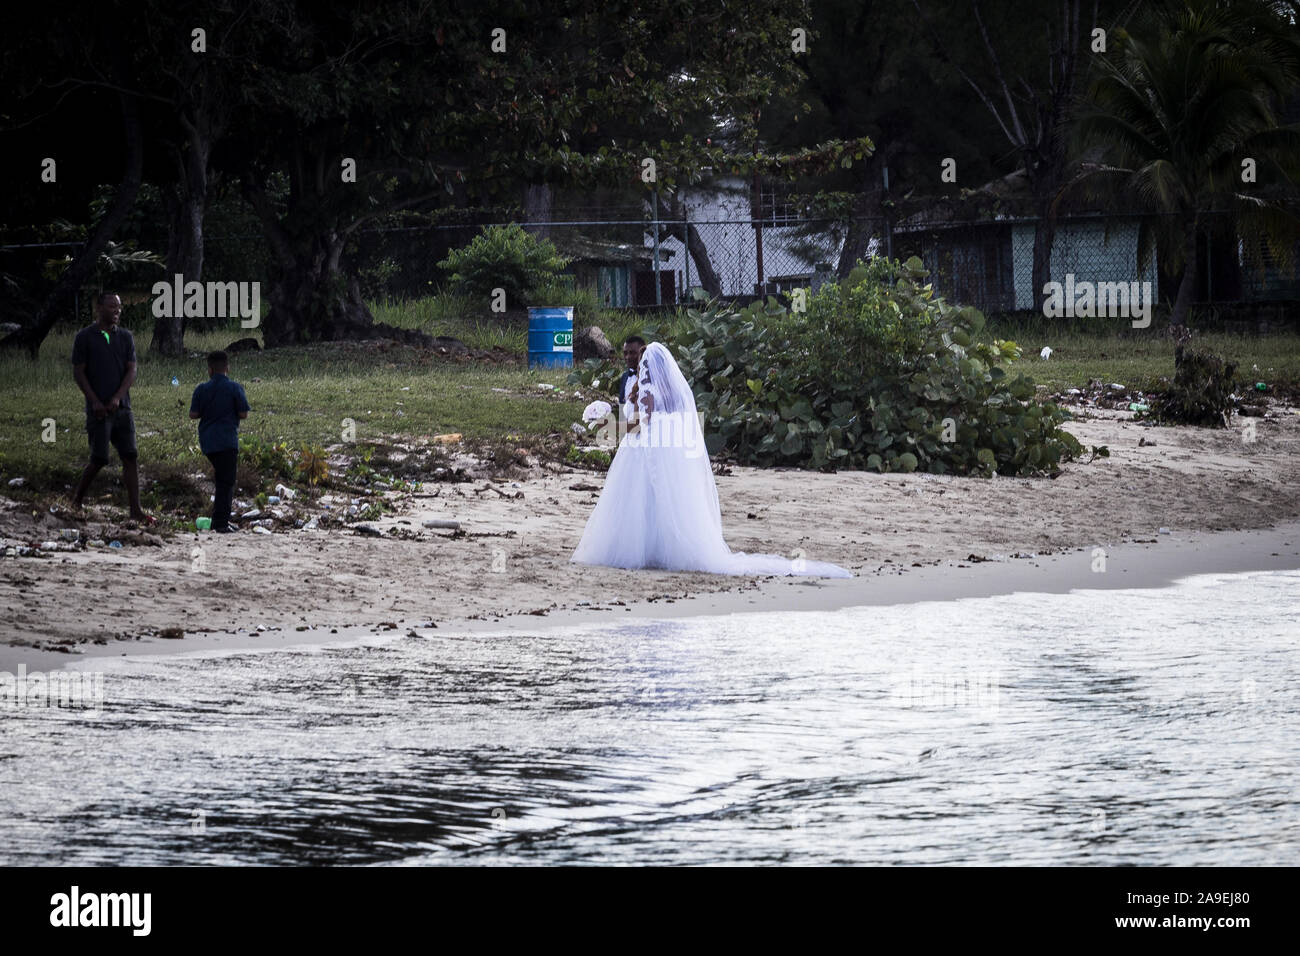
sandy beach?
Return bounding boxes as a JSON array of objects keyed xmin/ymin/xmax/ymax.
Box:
[{"xmin": 2, "ymin": 406, "xmax": 1298, "ymax": 671}]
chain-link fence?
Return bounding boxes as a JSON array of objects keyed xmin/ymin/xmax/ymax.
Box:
[{"xmin": 5, "ymin": 208, "xmax": 1296, "ymax": 333}]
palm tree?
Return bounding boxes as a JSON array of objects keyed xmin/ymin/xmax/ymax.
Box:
[{"xmin": 1073, "ymin": 0, "xmax": 1300, "ymax": 326}]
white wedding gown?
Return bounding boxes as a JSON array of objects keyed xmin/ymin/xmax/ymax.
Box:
[{"xmin": 571, "ymin": 343, "xmax": 852, "ymax": 578}]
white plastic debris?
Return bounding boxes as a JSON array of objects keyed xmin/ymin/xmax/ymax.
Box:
[
  {"xmin": 7, "ymin": 477, "xmax": 25, "ymax": 488},
  {"xmin": 1040, "ymin": 346, "xmax": 1052, "ymax": 360},
  {"xmin": 422, "ymin": 519, "xmax": 460, "ymax": 530},
  {"xmin": 252, "ymin": 526, "xmax": 272, "ymax": 535},
  {"xmin": 582, "ymin": 400, "xmax": 612, "ymax": 423},
  {"xmin": 537, "ymin": 383, "xmax": 556, "ymax": 391}
]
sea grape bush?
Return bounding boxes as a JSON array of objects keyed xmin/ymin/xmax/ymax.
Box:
[{"xmin": 569, "ymin": 257, "xmax": 1088, "ymax": 476}]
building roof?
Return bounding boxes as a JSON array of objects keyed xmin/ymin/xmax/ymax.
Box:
[{"xmin": 552, "ymin": 232, "xmax": 672, "ymax": 265}]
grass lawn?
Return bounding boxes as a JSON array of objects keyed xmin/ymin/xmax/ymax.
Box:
[
  {"xmin": 0, "ymin": 325, "xmax": 594, "ymax": 511},
  {"xmin": 987, "ymin": 317, "xmax": 1300, "ymax": 394},
  {"xmin": 2, "ymin": 297, "xmax": 1296, "ymax": 515}
]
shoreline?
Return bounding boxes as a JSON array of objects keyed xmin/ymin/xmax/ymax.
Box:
[
  {"xmin": 3, "ymin": 410, "xmax": 1299, "ymax": 672},
  {"xmin": 4, "ymin": 518, "xmax": 1297, "ymax": 673}
]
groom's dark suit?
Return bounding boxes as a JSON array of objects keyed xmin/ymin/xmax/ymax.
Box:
[{"xmin": 619, "ymin": 367, "xmax": 637, "ymax": 406}]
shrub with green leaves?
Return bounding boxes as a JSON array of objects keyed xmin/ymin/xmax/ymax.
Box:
[
  {"xmin": 437, "ymin": 223, "xmax": 571, "ymax": 305},
  {"xmin": 670, "ymin": 257, "xmax": 1089, "ymax": 477},
  {"xmin": 1152, "ymin": 346, "xmax": 1239, "ymax": 427}
]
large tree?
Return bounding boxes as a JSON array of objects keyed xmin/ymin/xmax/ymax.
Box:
[
  {"xmin": 757, "ymin": 0, "xmax": 1005, "ymax": 277},
  {"xmin": 0, "ymin": 11, "xmax": 146, "ymax": 357},
  {"xmin": 223, "ymin": 0, "xmax": 870, "ymax": 344},
  {"xmin": 1074, "ymin": 0, "xmax": 1300, "ymax": 326},
  {"xmin": 910, "ymin": 0, "xmax": 1135, "ymax": 312}
]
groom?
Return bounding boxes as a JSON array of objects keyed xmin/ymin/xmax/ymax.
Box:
[
  {"xmin": 619, "ymin": 336, "xmax": 645, "ymax": 405},
  {"xmin": 618, "ymin": 335, "xmax": 646, "ymax": 436}
]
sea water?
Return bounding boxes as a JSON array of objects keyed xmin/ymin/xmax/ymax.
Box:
[{"xmin": 1, "ymin": 569, "xmax": 1297, "ymax": 865}]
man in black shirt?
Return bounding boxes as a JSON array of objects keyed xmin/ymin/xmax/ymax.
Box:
[
  {"xmin": 71, "ymin": 292, "xmax": 152, "ymax": 523},
  {"xmin": 189, "ymin": 351, "xmax": 250, "ymax": 532}
]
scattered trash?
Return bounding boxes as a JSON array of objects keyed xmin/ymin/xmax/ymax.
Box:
[
  {"xmin": 1040, "ymin": 346, "xmax": 1052, "ymax": 360},
  {"xmin": 170, "ymin": 375, "xmax": 180, "ymax": 386},
  {"xmin": 158, "ymin": 626, "xmax": 184, "ymax": 639},
  {"xmin": 1129, "ymin": 402, "xmax": 1150, "ymax": 412},
  {"xmin": 196, "ymin": 517, "xmax": 212, "ymax": 530},
  {"xmin": 274, "ymin": 483, "xmax": 296, "ymax": 500},
  {"xmin": 1158, "ymin": 527, "xmax": 1171, "ymax": 535},
  {"xmin": 302, "ymin": 517, "xmax": 319, "ymax": 531},
  {"xmin": 537, "ymin": 383, "xmax": 556, "ymax": 391},
  {"xmin": 241, "ymin": 509, "xmax": 261, "ymax": 520},
  {"xmin": 266, "ymin": 495, "xmax": 281, "ymax": 505},
  {"xmin": 422, "ymin": 518, "xmax": 461, "ymax": 530},
  {"xmin": 1138, "ymin": 437, "xmax": 1157, "ymax": 447},
  {"xmin": 60, "ymin": 528, "xmax": 80, "ymax": 542},
  {"xmin": 7, "ymin": 477, "xmax": 25, "ymax": 488},
  {"xmin": 252, "ymin": 526, "xmax": 272, "ymax": 535},
  {"xmin": 87, "ymin": 539, "xmax": 105, "ymax": 548},
  {"xmin": 39, "ymin": 540, "xmax": 60, "ymax": 550},
  {"xmin": 432, "ymin": 433, "xmax": 461, "ymax": 444},
  {"xmin": 1255, "ymin": 382, "xmax": 1268, "ymax": 391},
  {"xmin": 108, "ymin": 540, "xmax": 124, "ymax": 549},
  {"xmin": 354, "ymin": 523, "xmax": 383, "ymax": 536}
]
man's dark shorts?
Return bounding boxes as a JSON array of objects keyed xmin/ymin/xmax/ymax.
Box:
[{"xmin": 86, "ymin": 408, "xmax": 138, "ymax": 465}]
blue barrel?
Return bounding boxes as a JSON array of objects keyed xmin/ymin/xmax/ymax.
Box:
[{"xmin": 527, "ymin": 306, "xmax": 574, "ymax": 369}]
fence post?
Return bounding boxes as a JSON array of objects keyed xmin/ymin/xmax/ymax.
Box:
[
  {"xmin": 883, "ymin": 166, "xmax": 893, "ymax": 261},
  {"xmin": 683, "ymin": 203, "xmax": 690, "ymax": 303},
  {"xmin": 652, "ymin": 188, "xmax": 662, "ymax": 306},
  {"xmin": 753, "ymin": 172, "xmax": 765, "ymax": 294}
]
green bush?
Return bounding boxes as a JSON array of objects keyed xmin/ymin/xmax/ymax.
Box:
[
  {"xmin": 437, "ymin": 223, "xmax": 571, "ymax": 306},
  {"xmin": 240, "ymin": 434, "xmax": 294, "ymax": 485},
  {"xmin": 1152, "ymin": 346, "xmax": 1239, "ymax": 427},
  {"xmin": 669, "ymin": 257, "xmax": 1089, "ymax": 477}
]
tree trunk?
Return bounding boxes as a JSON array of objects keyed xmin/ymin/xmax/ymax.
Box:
[
  {"xmin": 836, "ymin": 217, "xmax": 874, "ymax": 278},
  {"xmin": 252, "ymin": 221, "xmax": 432, "ymax": 348},
  {"xmin": 662, "ymin": 192, "xmax": 721, "ymax": 297},
  {"xmin": 151, "ymin": 132, "xmax": 210, "ymax": 356},
  {"xmin": 1, "ymin": 90, "xmax": 143, "ymax": 357},
  {"xmin": 1031, "ymin": 208, "xmax": 1058, "ymax": 316},
  {"xmin": 522, "ymin": 183, "xmax": 553, "ymax": 238},
  {"xmin": 1170, "ymin": 222, "xmax": 1199, "ymax": 329}
]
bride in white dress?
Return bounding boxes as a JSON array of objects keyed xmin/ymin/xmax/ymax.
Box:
[{"xmin": 571, "ymin": 342, "xmax": 852, "ymax": 577}]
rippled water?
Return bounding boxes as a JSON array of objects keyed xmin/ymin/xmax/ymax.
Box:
[{"xmin": 2, "ymin": 570, "xmax": 1298, "ymax": 865}]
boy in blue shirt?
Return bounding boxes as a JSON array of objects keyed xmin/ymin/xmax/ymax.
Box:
[{"xmin": 189, "ymin": 351, "xmax": 250, "ymax": 533}]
